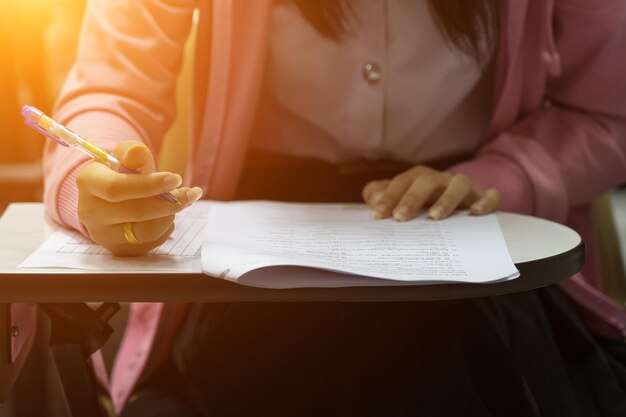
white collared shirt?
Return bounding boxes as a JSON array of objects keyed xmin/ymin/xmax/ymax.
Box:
[{"xmin": 250, "ymin": 0, "xmax": 493, "ymax": 164}]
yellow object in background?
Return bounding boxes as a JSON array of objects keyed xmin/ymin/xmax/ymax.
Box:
[
  {"xmin": 0, "ymin": 1, "xmax": 195, "ymax": 211},
  {"xmin": 159, "ymin": 11, "xmax": 198, "ymax": 177}
]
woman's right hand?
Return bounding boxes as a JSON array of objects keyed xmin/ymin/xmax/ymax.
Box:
[{"xmin": 76, "ymin": 141, "xmax": 202, "ymax": 256}]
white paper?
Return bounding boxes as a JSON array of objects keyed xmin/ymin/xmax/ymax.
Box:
[
  {"xmin": 20, "ymin": 201, "xmax": 520, "ymax": 289},
  {"xmin": 19, "ymin": 201, "xmax": 213, "ymax": 272},
  {"xmin": 202, "ymin": 202, "xmax": 520, "ymax": 288}
]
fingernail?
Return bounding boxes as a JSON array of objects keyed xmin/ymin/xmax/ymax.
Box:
[
  {"xmin": 470, "ymin": 203, "xmax": 484, "ymax": 215},
  {"xmin": 373, "ymin": 203, "xmax": 387, "ymax": 220},
  {"xmin": 186, "ymin": 187, "xmax": 203, "ymax": 202},
  {"xmin": 428, "ymin": 206, "xmax": 443, "ymax": 220},
  {"xmin": 162, "ymin": 174, "xmax": 182, "ymax": 189},
  {"xmin": 393, "ymin": 206, "xmax": 410, "ymax": 222}
]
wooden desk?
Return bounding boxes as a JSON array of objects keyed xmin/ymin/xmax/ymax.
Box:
[{"xmin": 0, "ymin": 203, "xmax": 584, "ymax": 303}]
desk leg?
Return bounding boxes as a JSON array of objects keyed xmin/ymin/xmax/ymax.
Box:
[
  {"xmin": 1, "ymin": 303, "xmax": 119, "ymax": 416},
  {"xmin": 43, "ymin": 303, "xmax": 120, "ymax": 417},
  {"xmin": 0, "ymin": 303, "xmax": 13, "ymax": 403},
  {"xmin": 0, "ymin": 303, "xmax": 36, "ymax": 404},
  {"xmin": 51, "ymin": 344, "xmax": 103, "ymax": 417}
]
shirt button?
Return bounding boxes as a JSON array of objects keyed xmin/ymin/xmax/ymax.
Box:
[{"xmin": 363, "ymin": 62, "xmax": 382, "ymax": 84}]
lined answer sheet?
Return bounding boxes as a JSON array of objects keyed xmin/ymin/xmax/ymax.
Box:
[
  {"xmin": 20, "ymin": 200, "xmax": 520, "ymax": 287},
  {"xmin": 202, "ymin": 202, "xmax": 520, "ymax": 288},
  {"xmin": 19, "ymin": 201, "xmax": 212, "ymax": 272}
]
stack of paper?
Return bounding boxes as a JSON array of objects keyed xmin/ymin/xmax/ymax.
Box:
[{"xmin": 20, "ymin": 201, "xmax": 519, "ymax": 288}]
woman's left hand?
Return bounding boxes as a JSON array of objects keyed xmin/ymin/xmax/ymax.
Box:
[{"xmin": 362, "ymin": 165, "xmax": 501, "ymax": 221}]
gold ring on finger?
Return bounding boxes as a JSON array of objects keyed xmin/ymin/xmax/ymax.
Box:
[{"xmin": 123, "ymin": 222, "xmax": 143, "ymax": 245}]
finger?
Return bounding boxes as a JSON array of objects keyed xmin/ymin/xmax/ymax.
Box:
[
  {"xmin": 80, "ymin": 187, "xmax": 203, "ymax": 225},
  {"xmin": 78, "ymin": 162, "xmax": 183, "ymax": 202},
  {"xmin": 372, "ymin": 174, "xmax": 417, "ymax": 219},
  {"xmin": 470, "ymin": 188, "xmax": 501, "ymax": 215},
  {"xmin": 109, "ymin": 224, "xmax": 175, "ymax": 257},
  {"xmin": 112, "ymin": 141, "xmax": 157, "ymax": 174},
  {"xmin": 362, "ymin": 180, "xmax": 391, "ymax": 207},
  {"xmin": 391, "ymin": 176, "xmax": 442, "ymax": 221},
  {"xmin": 428, "ymin": 174, "xmax": 476, "ymax": 220}
]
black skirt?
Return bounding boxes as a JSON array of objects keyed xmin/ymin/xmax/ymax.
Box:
[{"xmin": 166, "ymin": 287, "xmax": 626, "ymax": 417}]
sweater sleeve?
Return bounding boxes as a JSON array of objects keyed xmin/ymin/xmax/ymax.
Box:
[
  {"xmin": 43, "ymin": 0, "xmax": 196, "ymax": 230},
  {"xmin": 451, "ymin": 0, "xmax": 626, "ymax": 222}
]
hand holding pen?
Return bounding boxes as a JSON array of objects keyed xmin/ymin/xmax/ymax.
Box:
[{"xmin": 23, "ymin": 106, "xmax": 203, "ymax": 256}]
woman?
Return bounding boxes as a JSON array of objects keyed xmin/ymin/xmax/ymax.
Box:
[{"xmin": 43, "ymin": 0, "xmax": 626, "ymax": 416}]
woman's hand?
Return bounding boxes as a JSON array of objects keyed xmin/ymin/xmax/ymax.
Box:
[
  {"xmin": 76, "ymin": 141, "xmax": 202, "ymax": 256},
  {"xmin": 362, "ymin": 165, "xmax": 500, "ymax": 221}
]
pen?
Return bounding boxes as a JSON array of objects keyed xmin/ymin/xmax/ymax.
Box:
[{"xmin": 22, "ymin": 105, "xmax": 180, "ymax": 205}]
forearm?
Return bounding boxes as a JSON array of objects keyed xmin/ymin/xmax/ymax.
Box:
[
  {"xmin": 44, "ymin": 0, "xmax": 195, "ymax": 229},
  {"xmin": 450, "ymin": 107, "xmax": 626, "ymax": 222}
]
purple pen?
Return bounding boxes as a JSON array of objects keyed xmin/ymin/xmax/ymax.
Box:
[{"xmin": 22, "ymin": 105, "xmax": 181, "ymax": 205}]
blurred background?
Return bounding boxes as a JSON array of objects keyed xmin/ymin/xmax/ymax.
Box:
[
  {"xmin": 0, "ymin": 0, "xmax": 85, "ymax": 212},
  {"xmin": 0, "ymin": 0, "xmax": 191, "ymax": 216}
]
